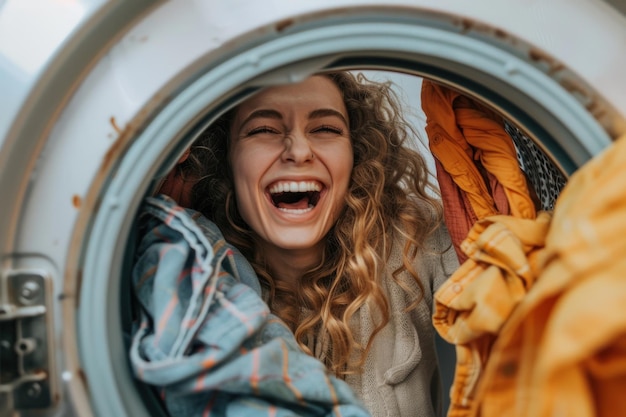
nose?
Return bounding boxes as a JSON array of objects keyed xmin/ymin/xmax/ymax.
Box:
[{"xmin": 281, "ymin": 132, "xmax": 314, "ymax": 163}]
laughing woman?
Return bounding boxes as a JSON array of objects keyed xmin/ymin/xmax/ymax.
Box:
[{"xmin": 179, "ymin": 72, "xmax": 458, "ymax": 417}]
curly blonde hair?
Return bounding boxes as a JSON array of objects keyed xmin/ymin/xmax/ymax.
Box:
[{"xmin": 189, "ymin": 71, "xmax": 442, "ymax": 377}]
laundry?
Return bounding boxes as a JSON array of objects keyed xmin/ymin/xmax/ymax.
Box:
[
  {"xmin": 473, "ymin": 133, "xmax": 626, "ymax": 417},
  {"xmin": 503, "ymin": 122, "xmax": 567, "ymax": 212},
  {"xmin": 421, "ymin": 80, "xmax": 537, "ymax": 263},
  {"xmin": 433, "ymin": 133, "xmax": 626, "ymax": 417},
  {"xmin": 432, "ymin": 212, "xmax": 551, "ymax": 416},
  {"xmin": 129, "ymin": 195, "xmax": 371, "ymax": 417},
  {"xmin": 422, "ymin": 79, "xmax": 543, "ymax": 416}
]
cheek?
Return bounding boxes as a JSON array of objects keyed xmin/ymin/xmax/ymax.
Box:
[
  {"xmin": 230, "ymin": 142, "xmax": 258, "ymax": 185},
  {"xmin": 230, "ymin": 148, "xmax": 251, "ymax": 204},
  {"xmin": 232, "ymin": 174, "xmax": 258, "ymax": 229},
  {"xmin": 230, "ymin": 145, "xmax": 266, "ymax": 225},
  {"xmin": 331, "ymin": 144, "xmax": 354, "ymax": 189}
]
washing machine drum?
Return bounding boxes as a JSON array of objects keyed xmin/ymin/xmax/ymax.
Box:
[{"xmin": 1, "ymin": 0, "xmax": 625, "ymax": 415}]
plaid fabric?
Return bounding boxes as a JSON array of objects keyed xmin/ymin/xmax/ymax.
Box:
[{"xmin": 129, "ymin": 195, "xmax": 370, "ymax": 417}]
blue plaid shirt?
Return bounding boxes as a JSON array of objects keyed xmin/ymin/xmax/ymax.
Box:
[{"xmin": 129, "ymin": 195, "xmax": 370, "ymax": 417}]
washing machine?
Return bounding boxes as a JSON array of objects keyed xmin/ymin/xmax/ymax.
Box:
[{"xmin": 1, "ymin": 0, "xmax": 625, "ymax": 416}]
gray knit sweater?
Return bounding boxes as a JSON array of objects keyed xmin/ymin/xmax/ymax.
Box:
[{"xmin": 345, "ymin": 225, "xmax": 459, "ymax": 417}]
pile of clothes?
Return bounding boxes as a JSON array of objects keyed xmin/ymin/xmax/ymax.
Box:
[
  {"xmin": 129, "ymin": 195, "xmax": 370, "ymax": 417},
  {"xmin": 422, "ymin": 80, "xmax": 626, "ymax": 417}
]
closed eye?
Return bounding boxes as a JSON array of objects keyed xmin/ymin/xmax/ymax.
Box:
[
  {"xmin": 247, "ymin": 125, "xmax": 280, "ymax": 136},
  {"xmin": 312, "ymin": 125, "xmax": 344, "ymax": 135}
]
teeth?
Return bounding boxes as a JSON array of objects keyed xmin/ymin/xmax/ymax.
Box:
[
  {"xmin": 278, "ymin": 204, "xmax": 315, "ymax": 214},
  {"xmin": 269, "ymin": 181, "xmax": 322, "ymax": 194}
]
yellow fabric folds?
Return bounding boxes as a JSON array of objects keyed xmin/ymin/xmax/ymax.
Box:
[
  {"xmin": 474, "ymin": 133, "xmax": 626, "ymax": 417},
  {"xmin": 423, "ymin": 79, "xmax": 542, "ymax": 415},
  {"xmin": 425, "ymin": 78, "xmax": 626, "ymax": 416},
  {"xmin": 433, "ymin": 212, "xmax": 551, "ymax": 416},
  {"xmin": 434, "ymin": 133, "xmax": 626, "ymax": 417}
]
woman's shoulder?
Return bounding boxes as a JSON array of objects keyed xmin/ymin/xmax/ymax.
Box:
[
  {"xmin": 426, "ymin": 221, "xmax": 455, "ymax": 255},
  {"xmin": 386, "ymin": 220, "xmax": 459, "ymax": 288}
]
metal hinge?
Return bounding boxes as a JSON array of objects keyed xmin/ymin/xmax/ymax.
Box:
[{"xmin": 0, "ymin": 270, "xmax": 52, "ymax": 413}]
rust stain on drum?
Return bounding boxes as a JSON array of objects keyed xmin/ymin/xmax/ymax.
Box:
[
  {"xmin": 110, "ymin": 116, "xmax": 123, "ymax": 134},
  {"xmin": 275, "ymin": 18, "xmax": 294, "ymax": 32},
  {"xmin": 72, "ymin": 195, "xmax": 82, "ymax": 209},
  {"xmin": 102, "ymin": 116, "xmax": 136, "ymax": 172},
  {"xmin": 458, "ymin": 19, "xmax": 472, "ymax": 33},
  {"xmin": 528, "ymin": 48, "xmax": 564, "ymax": 73}
]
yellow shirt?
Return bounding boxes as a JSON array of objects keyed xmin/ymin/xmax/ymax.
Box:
[{"xmin": 434, "ymin": 133, "xmax": 626, "ymax": 417}]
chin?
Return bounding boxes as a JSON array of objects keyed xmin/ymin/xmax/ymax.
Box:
[{"xmin": 269, "ymin": 230, "xmax": 326, "ymax": 251}]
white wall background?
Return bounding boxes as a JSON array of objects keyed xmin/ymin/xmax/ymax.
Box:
[{"xmin": 356, "ymin": 70, "xmax": 438, "ymax": 185}]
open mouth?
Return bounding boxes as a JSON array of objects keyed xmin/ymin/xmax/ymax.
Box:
[{"xmin": 268, "ymin": 181, "xmax": 322, "ymax": 213}]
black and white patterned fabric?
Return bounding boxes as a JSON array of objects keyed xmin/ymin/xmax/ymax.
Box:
[{"xmin": 505, "ymin": 122, "xmax": 567, "ymax": 211}]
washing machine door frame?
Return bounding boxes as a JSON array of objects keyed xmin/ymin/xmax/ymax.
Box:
[{"xmin": 1, "ymin": 1, "xmax": 625, "ymax": 416}]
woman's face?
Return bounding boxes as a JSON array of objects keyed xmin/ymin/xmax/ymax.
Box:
[{"xmin": 229, "ymin": 75, "xmax": 353, "ymax": 262}]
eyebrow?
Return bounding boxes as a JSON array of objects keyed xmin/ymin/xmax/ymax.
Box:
[
  {"xmin": 239, "ymin": 109, "xmax": 283, "ymax": 129},
  {"xmin": 308, "ymin": 108, "xmax": 349, "ymax": 127}
]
